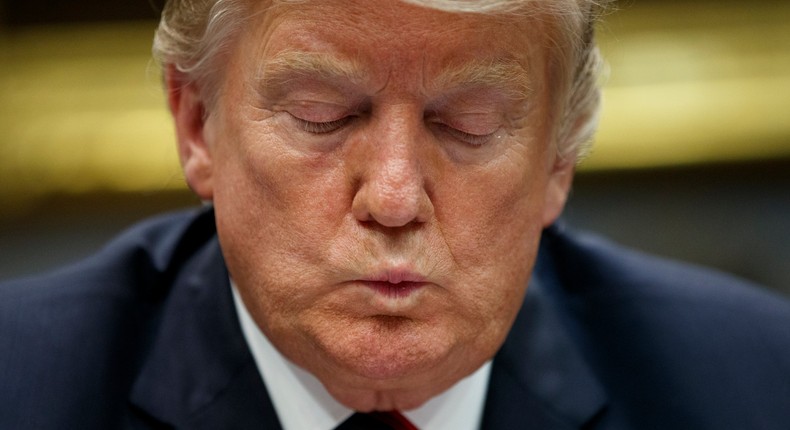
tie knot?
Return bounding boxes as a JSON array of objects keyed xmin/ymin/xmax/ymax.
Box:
[{"xmin": 336, "ymin": 410, "xmax": 419, "ymax": 430}]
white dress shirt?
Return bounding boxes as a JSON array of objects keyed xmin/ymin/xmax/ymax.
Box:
[{"xmin": 232, "ymin": 284, "xmax": 492, "ymax": 430}]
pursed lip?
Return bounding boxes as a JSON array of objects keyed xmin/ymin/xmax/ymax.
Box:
[
  {"xmin": 356, "ymin": 269, "xmax": 428, "ymax": 299},
  {"xmin": 365, "ymin": 268, "xmax": 427, "ymax": 284}
]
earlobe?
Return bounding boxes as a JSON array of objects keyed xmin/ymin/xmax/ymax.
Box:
[
  {"xmin": 165, "ymin": 65, "xmax": 214, "ymax": 200},
  {"xmin": 541, "ymin": 156, "xmax": 576, "ymax": 227}
]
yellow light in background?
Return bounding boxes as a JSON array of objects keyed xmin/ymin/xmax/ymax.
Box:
[
  {"xmin": 0, "ymin": 23, "xmax": 181, "ymax": 214},
  {"xmin": 1, "ymin": 2, "xmax": 789, "ymax": 214},
  {"xmin": 590, "ymin": 2, "xmax": 790, "ymax": 170},
  {"xmin": 594, "ymin": 76, "xmax": 790, "ymax": 169}
]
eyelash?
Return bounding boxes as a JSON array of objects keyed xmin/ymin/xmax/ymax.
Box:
[
  {"xmin": 435, "ymin": 123, "xmax": 496, "ymax": 147},
  {"xmin": 291, "ymin": 115, "xmax": 496, "ymax": 147},
  {"xmin": 294, "ymin": 117, "xmax": 353, "ymax": 134}
]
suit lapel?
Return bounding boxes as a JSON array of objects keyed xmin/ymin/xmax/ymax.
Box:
[
  {"xmin": 128, "ymin": 237, "xmax": 281, "ymax": 429},
  {"xmin": 481, "ymin": 236, "xmax": 608, "ymax": 430}
]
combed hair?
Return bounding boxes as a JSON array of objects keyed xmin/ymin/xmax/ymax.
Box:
[{"xmin": 152, "ymin": 0, "xmax": 610, "ymax": 159}]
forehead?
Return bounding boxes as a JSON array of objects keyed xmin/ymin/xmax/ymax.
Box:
[{"xmin": 235, "ymin": 0, "xmax": 552, "ymax": 90}]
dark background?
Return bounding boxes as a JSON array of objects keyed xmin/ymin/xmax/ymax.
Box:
[{"xmin": 1, "ymin": 0, "xmax": 165, "ymax": 26}]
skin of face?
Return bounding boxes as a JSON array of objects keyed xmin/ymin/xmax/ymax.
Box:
[{"xmin": 167, "ymin": 0, "xmax": 576, "ymax": 412}]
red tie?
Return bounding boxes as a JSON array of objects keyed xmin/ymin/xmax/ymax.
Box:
[{"xmin": 336, "ymin": 410, "xmax": 419, "ymax": 430}]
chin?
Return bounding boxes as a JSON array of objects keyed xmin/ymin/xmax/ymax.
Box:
[
  {"xmin": 323, "ymin": 317, "xmax": 455, "ymax": 380},
  {"xmin": 302, "ymin": 317, "xmax": 488, "ymax": 408}
]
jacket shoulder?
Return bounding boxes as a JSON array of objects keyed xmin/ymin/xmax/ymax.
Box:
[
  {"xmin": 0, "ymin": 207, "xmax": 220, "ymax": 428},
  {"xmin": 541, "ymin": 224, "xmax": 789, "ymax": 312},
  {"xmin": 536, "ymin": 225, "xmax": 790, "ymax": 428},
  {"xmin": 0, "ymin": 208, "xmax": 215, "ymax": 301}
]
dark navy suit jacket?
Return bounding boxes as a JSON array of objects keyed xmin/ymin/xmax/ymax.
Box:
[{"xmin": 2, "ymin": 208, "xmax": 789, "ymax": 429}]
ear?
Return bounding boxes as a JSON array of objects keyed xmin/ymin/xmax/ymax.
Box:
[
  {"xmin": 165, "ymin": 65, "xmax": 214, "ymax": 200},
  {"xmin": 541, "ymin": 153, "xmax": 576, "ymax": 227}
]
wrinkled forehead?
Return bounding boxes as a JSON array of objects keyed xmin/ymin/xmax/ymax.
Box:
[
  {"xmin": 267, "ymin": 1, "xmax": 578, "ymax": 57},
  {"xmin": 225, "ymin": 1, "xmax": 558, "ymax": 98},
  {"xmin": 236, "ymin": 0, "xmax": 571, "ymax": 73},
  {"xmin": 246, "ymin": 0, "xmax": 581, "ymax": 43}
]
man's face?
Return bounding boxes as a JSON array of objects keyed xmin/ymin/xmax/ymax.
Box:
[{"xmin": 176, "ymin": 0, "xmax": 574, "ymax": 411}]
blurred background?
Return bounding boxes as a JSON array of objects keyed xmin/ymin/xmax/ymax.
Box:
[{"xmin": 1, "ymin": 0, "xmax": 788, "ymax": 296}]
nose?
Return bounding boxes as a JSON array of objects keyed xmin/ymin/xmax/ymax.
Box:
[{"xmin": 351, "ymin": 111, "xmax": 434, "ymax": 228}]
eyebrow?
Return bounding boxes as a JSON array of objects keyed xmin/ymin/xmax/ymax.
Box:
[
  {"xmin": 256, "ymin": 50, "xmax": 369, "ymax": 96},
  {"xmin": 431, "ymin": 58, "xmax": 534, "ymax": 102},
  {"xmin": 256, "ymin": 50, "xmax": 532, "ymax": 102}
]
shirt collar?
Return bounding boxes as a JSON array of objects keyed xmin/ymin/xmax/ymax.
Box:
[{"xmin": 231, "ymin": 282, "xmax": 491, "ymax": 430}]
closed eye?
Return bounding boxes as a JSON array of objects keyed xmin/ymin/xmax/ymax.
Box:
[
  {"xmin": 434, "ymin": 123, "xmax": 497, "ymax": 147},
  {"xmin": 292, "ymin": 116, "xmax": 353, "ymax": 134}
]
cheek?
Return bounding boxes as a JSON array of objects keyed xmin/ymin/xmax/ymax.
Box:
[
  {"xmin": 210, "ymin": 120, "xmax": 351, "ymax": 287},
  {"xmin": 436, "ymin": 149, "xmax": 550, "ymax": 272},
  {"xmin": 216, "ymin": 121, "xmax": 344, "ymax": 221},
  {"xmin": 432, "ymin": 151, "xmax": 550, "ymax": 327}
]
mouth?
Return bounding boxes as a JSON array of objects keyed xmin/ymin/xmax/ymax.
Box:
[
  {"xmin": 362, "ymin": 281, "xmax": 427, "ymax": 299},
  {"xmin": 358, "ymin": 269, "xmax": 428, "ymax": 299}
]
